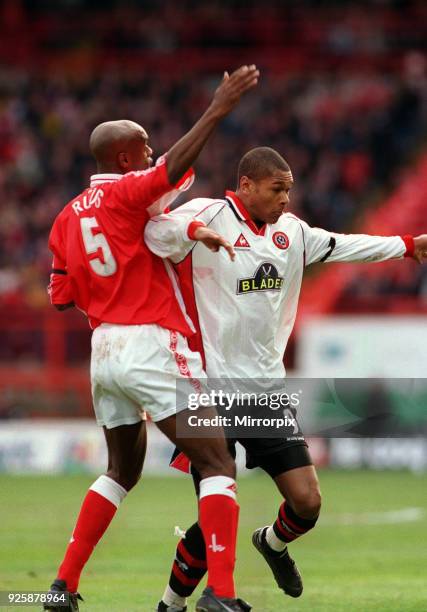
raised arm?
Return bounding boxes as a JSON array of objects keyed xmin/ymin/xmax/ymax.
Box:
[{"xmin": 165, "ymin": 65, "xmax": 259, "ymax": 184}]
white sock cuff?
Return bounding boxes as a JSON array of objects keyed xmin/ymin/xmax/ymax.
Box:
[
  {"xmin": 90, "ymin": 475, "xmax": 127, "ymax": 508},
  {"xmin": 161, "ymin": 585, "xmax": 187, "ymax": 609},
  {"xmin": 199, "ymin": 475, "xmax": 237, "ymax": 501},
  {"xmin": 265, "ymin": 525, "xmax": 287, "ymax": 552}
]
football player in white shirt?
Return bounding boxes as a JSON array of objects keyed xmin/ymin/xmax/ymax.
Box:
[{"xmin": 145, "ymin": 147, "xmax": 427, "ymax": 611}]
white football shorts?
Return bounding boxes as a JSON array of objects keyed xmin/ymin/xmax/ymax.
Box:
[{"xmin": 91, "ymin": 323, "xmax": 206, "ymax": 428}]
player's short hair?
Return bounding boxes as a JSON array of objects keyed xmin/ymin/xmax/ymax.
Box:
[{"xmin": 237, "ymin": 147, "xmax": 290, "ymax": 184}]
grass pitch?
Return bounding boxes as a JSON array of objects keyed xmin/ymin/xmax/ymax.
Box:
[{"xmin": 1, "ymin": 470, "xmax": 426, "ymax": 611}]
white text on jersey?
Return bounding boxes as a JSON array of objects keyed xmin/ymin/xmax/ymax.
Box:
[{"xmin": 72, "ymin": 188, "xmax": 104, "ymax": 216}]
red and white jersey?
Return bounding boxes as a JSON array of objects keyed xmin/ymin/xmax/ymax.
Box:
[
  {"xmin": 145, "ymin": 191, "xmax": 412, "ymax": 379},
  {"xmin": 48, "ymin": 157, "xmax": 195, "ymax": 333}
]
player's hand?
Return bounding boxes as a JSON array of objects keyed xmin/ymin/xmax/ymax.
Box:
[
  {"xmin": 193, "ymin": 226, "xmax": 235, "ymax": 261},
  {"xmin": 209, "ymin": 65, "xmax": 259, "ymax": 118},
  {"xmin": 413, "ymin": 234, "xmax": 427, "ymax": 263}
]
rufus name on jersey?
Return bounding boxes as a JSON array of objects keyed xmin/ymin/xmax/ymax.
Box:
[
  {"xmin": 237, "ymin": 262, "xmax": 284, "ymax": 294},
  {"xmin": 71, "ymin": 187, "xmax": 104, "ymax": 216}
]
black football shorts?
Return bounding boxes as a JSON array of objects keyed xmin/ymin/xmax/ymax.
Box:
[{"xmin": 171, "ymin": 437, "xmax": 313, "ymax": 495}]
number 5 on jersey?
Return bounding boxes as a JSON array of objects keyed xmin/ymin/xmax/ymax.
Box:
[{"xmin": 80, "ymin": 217, "xmax": 117, "ymax": 277}]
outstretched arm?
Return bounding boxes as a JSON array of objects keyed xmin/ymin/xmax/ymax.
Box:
[
  {"xmin": 165, "ymin": 65, "xmax": 259, "ymax": 184},
  {"xmin": 300, "ymin": 218, "xmax": 417, "ymax": 266}
]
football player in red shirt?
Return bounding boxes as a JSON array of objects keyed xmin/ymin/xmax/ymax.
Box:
[{"xmin": 45, "ymin": 66, "xmax": 258, "ymax": 612}]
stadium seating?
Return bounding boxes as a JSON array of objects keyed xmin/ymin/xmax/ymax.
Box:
[{"xmin": 299, "ymin": 152, "xmax": 427, "ymax": 317}]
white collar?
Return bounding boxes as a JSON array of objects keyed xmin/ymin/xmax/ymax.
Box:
[{"xmin": 90, "ymin": 173, "xmax": 123, "ymax": 187}]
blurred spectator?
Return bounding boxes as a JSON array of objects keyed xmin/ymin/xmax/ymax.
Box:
[{"xmin": 0, "ymin": 0, "xmax": 426, "ymax": 308}]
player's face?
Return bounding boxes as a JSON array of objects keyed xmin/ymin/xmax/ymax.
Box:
[
  {"xmin": 244, "ymin": 170, "xmax": 294, "ymax": 225},
  {"xmin": 126, "ymin": 128, "xmax": 153, "ymax": 171}
]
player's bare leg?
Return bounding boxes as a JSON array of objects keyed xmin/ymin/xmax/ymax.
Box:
[
  {"xmin": 274, "ymin": 464, "xmax": 322, "ymax": 519},
  {"xmin": 156, "ymin": 409, "xmax": 251, "ymax": 611},
  {"xmin": 44, "ymin": 421, "xmax": 147, "ymax": 611},
  {"xmin": 104, "ymin": 420, "xmax": 147, "ymax": 490},
  {"xmin": 252, "ymin": 465, "xmax": 321, "ymax": 598}
]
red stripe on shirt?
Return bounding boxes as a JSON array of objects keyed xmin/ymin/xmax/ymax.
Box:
[{"xmin": 174, "ymin": 252, "xmax": 207, "ymax": 370}]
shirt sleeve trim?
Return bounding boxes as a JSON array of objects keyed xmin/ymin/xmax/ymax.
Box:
[
  {"xmin": 187, "ymin": 220, "xmax": 206, "ymax": 240},
  {"xmin": 402, "ymin": 234, "xmax": 414, "ymax": 258}
]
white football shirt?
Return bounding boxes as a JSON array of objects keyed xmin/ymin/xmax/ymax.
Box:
[{"xmin": 145, "ymin": 191, "xmax": 409, "ymax": 381}]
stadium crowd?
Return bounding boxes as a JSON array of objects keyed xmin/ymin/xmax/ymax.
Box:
[
  {"xmin": 1, "ymin": 64, "xmax": 426, "ymax": 306},
  {"xmin": 0, "ymin": 0, "xmax": 426, "ymax": 311},
  {"xmin": 2, "ymin": 0, "xmax": 426, "ymax": 58}
]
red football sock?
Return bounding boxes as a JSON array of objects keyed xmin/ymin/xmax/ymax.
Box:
[
  {"xmin": 57, "ymin": 475, "xmax": 127, "ymax": 592},
  {"xmin": 198, "ymin": 476, "xmax": 239, "ymax": 599}
]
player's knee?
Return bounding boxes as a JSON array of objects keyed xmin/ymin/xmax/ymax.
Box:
[
  {"xmin": 292, "ymin": 488, "xmax": 322, "ymax": 519},
  {"xmin": 107, "ymin": 467, "xmax": 142, "ymax": 492},
  {"xmin": 195, "ymin": 449, "xmax": 236, "ymax": 480}
]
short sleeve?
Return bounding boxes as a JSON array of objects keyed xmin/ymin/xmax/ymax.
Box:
[
  {"xmin": 48, "ymin": 217, "xmax": 74, "ymax": 306},
  {"xmin": 111, "ymin": 157, "xmax": 172, "ymax": 217}
]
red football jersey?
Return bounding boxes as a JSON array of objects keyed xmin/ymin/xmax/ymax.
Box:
[{"xmin": 48, "ymin": 158, "xmax": 195, "ymax": 335}]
